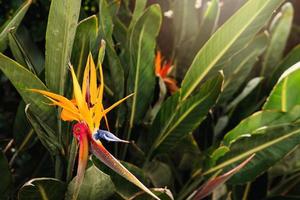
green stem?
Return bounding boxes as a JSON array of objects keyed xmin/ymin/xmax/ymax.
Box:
[
  {"xmin": 66, "ymin": 138, "xmax": 78, "ymax": 182},
  {"xmin": 242, "ymin": 182, "xmax": 251, "ymax": 200},
  {"xmin": 9, "ymin": 129, "xmax": 34, "ymax": 166},
  {"xmin": 55, "ymin": 155, "xmax": 63, "ymax": 179}
]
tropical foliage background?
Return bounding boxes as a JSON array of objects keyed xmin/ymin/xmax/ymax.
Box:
[{"xmin": 1, "ymin": 0, "xmax": 300, "ymax": 199}]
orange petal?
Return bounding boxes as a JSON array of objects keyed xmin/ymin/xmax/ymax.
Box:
[
  {"xmin": 82, "ymin": 57, "xmax": 90, "ymax": 104},
  {"xmin": 43, "ymin": 96, "xmax": 81, "ymax": 119},
  {"xmin": 98, "ymin": 61, "xmax": 104, "ymax": 106},
  {"xmin": 155, "ymin": 51, "xmax": 162, "ymax": 76},
  {"xmin": 89, "ymin": 53, "xmax": 98, "ymax": 105},
  {"xmin": 164, "ymin": 77, "xmax": 179, "ymax": 94},
  {"xmin": 94, "ymin": 94, "xmax": 134, "ymax": 129},
  {"xmin": 61, "ymin": 108, "xmax": 81, "ymax": 121},
  {"xmin": 69, "ymin": 64, "xmax": 93, "ymax": 130},
  {"xmin": 90, "ymin": 138, "xmax": 159, "ymax": 200},
  {"xmin": 160, "ymin": 62, "xmax": 172, "ymax": 78},
  {"xmin": 30, "ymin": 89, "xmax": 78, "ymax": 112}
]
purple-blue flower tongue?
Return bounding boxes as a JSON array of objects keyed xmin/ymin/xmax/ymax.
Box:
[{"xmin": 94, "ymin": 129, "xmax": 129, "ymax": 143}]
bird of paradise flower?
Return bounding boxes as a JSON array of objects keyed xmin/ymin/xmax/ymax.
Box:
[
  {"xmin": 155, "ymin": 51, "xmax": 178, "ymax": 94},
  {"xmin": 31, "ymin": 53, "xmax": 159, "ymax": 200}
]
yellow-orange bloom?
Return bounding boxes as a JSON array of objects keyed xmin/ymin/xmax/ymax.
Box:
[{"xmin": 31, "ymin": 53, "xmax": 132, "ymax": 134}]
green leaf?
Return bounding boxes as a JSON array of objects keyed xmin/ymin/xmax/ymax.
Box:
[
  {"xmin": 225, "ymin": 77, "xmax": 264, "ymax": 112},
  {"xmin": 0, "ymin": 0, "xmax": 31, "ymax": 52},
  {"xmin": 126, "ymin": 5, "xmax": 162, "ymax": 125},
  {"xmin": 93, "ymin": 158, "xmax": 149, "ymax": 199},
  {"xmin": 269, "ymin": 146, "xmax": 300, "ymax": 177},
  {"xmin": 208, "ymin": 124, "xmax": 300, "ymax": 184},
  {"xmin": 25, "ymin": 105, "xmax": 61, "ymax": 155},
  {"xmin": 269, "ymin": 44, "xmax": 300, "ymax": 87},
  {"xmin": 129, "ymin": 0, "xmax": 147, "ymax": 28},
  {"xmin": 45, "ymin": 0, "xmax": 81, "ymax": 94},
  {"xmin": 144, "ymin": 161, "xmax": 173, "ymax": 188},
  {"xmin": 18, "ymin": 178, "xmax": 66, "ymax": 200},
  {"xmin": 72, "ymin": 15, "xmax": 98, "ymax": 82},
  {"xmin": 66, "ymin": 165, "xmax": 115, "ymax": 200},
  {"xmin": 0, "ymin": 152, "xmax": 12, "ymax": 197},
  {"xmin": 195, "ymin": 0, "xmax": 221, "ymax": 49},
  {"xmin": 8, "ymin": 26, "xmax": 44, "ymax": 75},
  {"xmin": 99, "ymin": 0, "xmax": 124, "ymax": 99},
  {"xmin": 223, "ymin": 107, "xmax": 300, "ymax": 145},
  {"xmin": 172, "ymin": 0, "xmax": 204, "ymax": 77},
  {"xmin": 0, "ymin": 53, "xmax": 54, "ymax": 123},
  {"xmin": 181, "ymin": 0, "xmax": 284, "ymax": 100},
  {"xmin": 220, "ymin": 33, "xmax": 268, "ymax": 102},
  {"xmin": 263, "ymin": 62, "xmax": 300, "ymax": 111},
  {"xmin": 261, "ymin": 2, "xmax": 294, "ymax": 76},
  {"xmin": 149, "ymin": 73, "xmax": 223, "ymax": 156}
]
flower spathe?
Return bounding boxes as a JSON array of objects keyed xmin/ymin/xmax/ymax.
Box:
[{"xmin": 31, "ymin": 53, "xmax": 159, "ymax": 200}]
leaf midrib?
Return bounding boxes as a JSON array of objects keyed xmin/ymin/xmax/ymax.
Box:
[{"xmin": 129, "ymin": 25, "xmax": 145, "ymax": 127}]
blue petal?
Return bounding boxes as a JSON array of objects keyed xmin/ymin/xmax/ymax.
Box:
[{"xmin": 94, "ymin": 129, "xmax": 129, "ymax": 143}]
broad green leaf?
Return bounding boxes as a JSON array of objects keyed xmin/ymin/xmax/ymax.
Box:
[
  {"xmin": 261, "ymin": 2, "xmax": 294, "ymax": 76},
  {"xmin": 149, "ymin": 73, "xmax": 223, "ymax": 156},
  {"xmin": 129, "ymin": 0, "xmax": 147, "ymax": 29},
  {"xmin": 45, "ymin": 0, "xmax": 81, "ymax": 94},
  {"xmin": 195, "ymin": 0, "xmax": 221, "ymax": 49},
  {"xmin": 99, "ymin": 0, "xmax": 124, "ymax": 99},
  {"xmin": 264, "ymin": 62, "xmax": 300, "ymax": 111},
  {"xmin": 144, "ymin": 161, "xmax": 173, "ymax": 188},
  {"xmin": 269, "ymin": 44, "xmax": 300, "ymax": 87},
  {"xmin": 66, "ymin": 165, "xmax": 115, "ymax": 200},
  {"xmin": 25, "ymin": 105, "xmax": 61, "ymax": 155},
  {"xmin": 0, "ymin": 53, "xmax": 54, "ymax": 123},
  {"xmin": 0, "ymin": 0, "xmax": 31, "ymax": 52},
  {"xmin": 72, "ymin": 15, "xmax": 98, "ymax": 82},
  {"xmin": 181, "ymin": 0, "xmax": 284, "ymax": 100},
  {"xmin": 93, "ymin": 158, "xmax": 150, "ymax": 199},
  {"xmin": 127, "ymin": 5, "xmax": 162, "ymax": 125},
  {"xmin": 18, "ymin": 178, "xmax": 66, "ymax": 200},
  {"xmin": 173, "ymin": 0, "xmax": 203, "ymax": 77},
  {"xmin": 0, "ymin": 152, "xmax": 12, "ymax": 197},
  {"xmin": 176, "ymin": 134, "xmax": 202, "ymax": 171},
  {"xmin": 269, "ymin": 146, "xmax": 300, "ymax": 177},
  {"xmin": 99, "ymin": 0, "xmax": 114, "ymax": 39},
  {"xmin": 223, "ymin": 107, "xmax": 300, "ymax": 145},
  {"xmin": 208, "ymin": 146, "xmax": 230, "ymax": 168},
  {"xmin": 8, "ymin": 26, "xmax": 44, "ymax": 75},
  {"xmin": 207, "ymin": 124, "xmax": 300, "ymax": 184},
  {"xmin": 220, "ymin": 33, "xmax": 268, "ymax": 102},
  {"xmin": 173, "ymin": 0, "xmax": 201, "ymax": 47},
  {"xmin": 225, "ymin": 77, "xmax": 263, "ymax": 112}
]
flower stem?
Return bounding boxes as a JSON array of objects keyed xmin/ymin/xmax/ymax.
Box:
[
  {"xmin": 55, "ymin": 155, "xmax": 63, "ymax": 179},
  {"xmin": 66, "ymin": 138, "xmax": 78, "ymax": 183}
]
